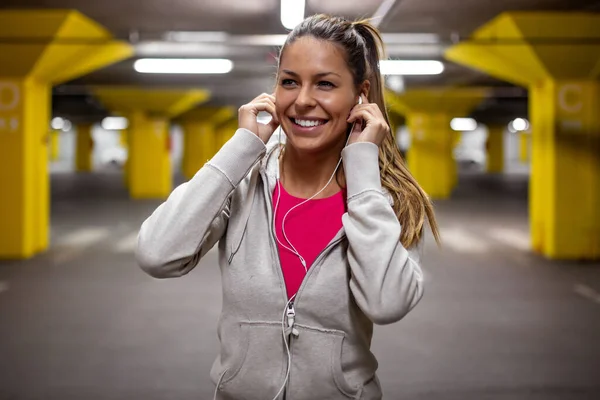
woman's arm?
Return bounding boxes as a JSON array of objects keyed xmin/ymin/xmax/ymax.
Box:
[
  {"xmin": 341, "ymin": 142, "xmax": 424, "ymax": 325},
  {"xmin": 136, "ymin": 128, "xmax": 266, "ymax": 278}
]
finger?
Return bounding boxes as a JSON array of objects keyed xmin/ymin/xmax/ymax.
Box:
[{"xmin": 347, "ymin": 107, "xmax": 375, "ymax": 124}]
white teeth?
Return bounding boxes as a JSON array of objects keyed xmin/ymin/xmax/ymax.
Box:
[{"xmin": 294, "ymin": 119, "xmax": 324, "ymax": 127}]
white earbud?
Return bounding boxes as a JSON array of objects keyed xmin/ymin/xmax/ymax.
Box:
[{"xmin": 358, "ymin": 96, "xmax": 363, "ymax": 105}]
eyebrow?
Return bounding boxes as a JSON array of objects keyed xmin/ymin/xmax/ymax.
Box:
[{"xmin": 281, "ymin": 69, "xmax": 341, "ymax": 78}]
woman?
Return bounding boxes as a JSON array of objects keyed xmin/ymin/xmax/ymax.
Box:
[{"xmin": 136, "ymin": 14, "xmax": 440, "ymax": 400}]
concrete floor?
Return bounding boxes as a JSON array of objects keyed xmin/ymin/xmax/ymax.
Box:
[{"xmin": 1, "ymin": 167, "xmax": 599, "ymax": 400}]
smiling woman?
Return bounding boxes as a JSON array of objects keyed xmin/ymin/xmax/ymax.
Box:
[{"xmin": 136, "ymin": 13, "xmax": 439, "ymax": 400}]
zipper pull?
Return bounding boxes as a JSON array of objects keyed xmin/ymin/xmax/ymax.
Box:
[{"xmin": 286, "ymin": 303, "xmax": 299, "ymax": 337}]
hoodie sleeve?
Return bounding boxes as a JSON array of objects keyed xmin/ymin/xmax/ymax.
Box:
[
  {"xmin": 136, "ymin": 128, "xmax": 266, "ymax": 278},
  {"xmin": 341, "ymin": 142, "xmax": 425, "ymax": 325}
]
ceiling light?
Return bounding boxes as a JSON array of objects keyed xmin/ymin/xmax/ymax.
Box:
[
  {"xmin": 451, "ymin": 118, "xmax": 478, "ymax": 132},
  {"xmin": 281, "ymin": 0, "xmax": 305, "ymax": 30},
  {"xmin": 510, "ymin": 118, "xmax": 530, "ymax": 132},
  {"xmin": 133, "ymin": 58, "xmax": 234, "ymax": 74},
  {"xmin": 381, "ymin": 33, "xmax": 439, "ymax": 44},
  {"xmin": 51, "ymin": 117, "xmax": 64, "ymax": 130},
  {"xmin": 102, "ymin": 117, "xmax": 129, "ymax": 131},
  {"xmin": 379, "ymin": 60, "xmax": 444, "ymax": 75},
  {"xmin": 164, "ymin": 31, "xmax": 229, "ymax": 42}
]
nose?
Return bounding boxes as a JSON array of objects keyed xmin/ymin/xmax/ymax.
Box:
[{"xmin": 295, "ymin": 87, "xmax": 316, "ymax": 108}]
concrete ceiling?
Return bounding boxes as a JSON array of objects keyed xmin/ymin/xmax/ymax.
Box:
[{"xmin": 2, "ymin": 0, "xmax": 600, "ymax": 123}]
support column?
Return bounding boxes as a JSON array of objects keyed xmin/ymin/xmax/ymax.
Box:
[
  {"xmin": 180, "ymin": 123, "xmax": 214, "ymax": 180},
  {"xmin": 518, "ymin": 133, "xmax": 530, "ymax": 163},
  {"xmin": 486, "ymin": 125, "xmax": 505, "ymax": 173},
  {"xmin": 386, "ymin": 88, "xmax": 488, "ymax": 199},
  {"xmin": 446, "ymin": 11, "xmax": 600, "ymax": 259},
  {"xmin": 92, "ymin": 87, "xmax": 210, "ymax": 197},
  {"xmin": 50, "ymin": 129, "xmax": 60, "ymax": 161},
  {"xmin": 530, "ymin": 81, "xmax": 599, "ymax": 259},
  {"xmin": 178, "ymin": 107, "xmax": 234, "ymax": 180},
  {"xmin": 75, "ymin": 123, "xmax": 93, "ymax": 172},
  {"xmin": 120, "ymin": 129, "xmax": 129, "ymax": 186},
  {"xmin": 0, "ymin": 10, "xmax": 132, "ymax": 259},
  {"xmin": 0, "ymin": 78, "xmax": 49, "ymax": 258},
  {"xmin": 406, "ymin": 113, "xmax": 455, "ymax": 199},
  {"xmin": 127, "ymin": 111, "xmax": 171, "ymax": 199}
]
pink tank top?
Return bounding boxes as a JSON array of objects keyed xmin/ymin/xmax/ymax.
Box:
[{"xmin": 273, "ymin": 182, "xmax": 347, "ymax": 299}]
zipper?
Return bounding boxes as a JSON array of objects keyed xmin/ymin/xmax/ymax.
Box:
[{"xmin": 261, "ymin": 166, "xmax": 345, "ymax": 399}]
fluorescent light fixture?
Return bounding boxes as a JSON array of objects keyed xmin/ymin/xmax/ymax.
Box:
[
  {"xmin": 102, "ymin": 117, "xmax": 129, "ymax": 131},
  {"xmin": 381, "ymin": 33, "xmax": 439, "ymax": 44},
  {"xmin": 133, "ymin": 58, "xmax": 233, "ymax": 74},
  {"xmin": 510, "ymin": 118, "xmax": 530, "ymax": 132},
  {"xmin": 164, "ymin": 31, "xmax": 229, "ymax": 42},
  {"xmin": 51, "ymin": 117, "xmax": 64, "ymax": 130},
  {"xmin": 235, "ymin": 34, "xmax": 288, "ymax": 46},
  {"xmin": 281, "ymin": 0, "xmax": 305, "ymax": 30},
  {"xmin": 379, "ymin": 60, "xmax": 444, "ymax": 75},
  {"xmin": 451, "ymin": 118, "xmax": 478, "ymax": 132}
]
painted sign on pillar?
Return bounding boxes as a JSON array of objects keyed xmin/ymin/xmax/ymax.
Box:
[{"xmin": 0, "ymin": 80, "xmax": 20, "ymax": 133}]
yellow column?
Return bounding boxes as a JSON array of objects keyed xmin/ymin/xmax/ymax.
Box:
[
  {"xmin": 178, "ymin": 107, "xmax": 235, "ymax": 180},
  {"xmin": 0, "ymin": 10, "xmax": 132, "ymax": 259},
  {"xmin": 0, "ymin": 78, "xmax": 49, "ymax": 258},
  {"xmin": 75, "ymin": 123, "xmax": 93, "ymax": 172},
  {"xmin": 181, "ymin": 123, "xmax": 213, "ymax": 180},
  {"xmin": 386, "ymin": 88, "xmax": 488, "ymax": 199},
  {"xmin": 120, "ymin": 129, "xmax": 130, "ymax": 186},
  {"xmin": 486, "ymin": 125, "xmax": 504, "ymax": 173},
  {"xmin": 446, "ymin": 12, "xmax": 600, "ymax": 260},
  {"xmin": 529, "ymin": 81, "xmax": 599, "ymax": 259},
  {"xmin": 407, "ymin": 113, "xmax": 455, "ymax": 199},
  {"xmin": 92, "ymin": 87, "xmax": 210, "ymax": 197},
  {"xmin": 127, "ymin": 111, "xmax": 171, "ymax": 199},
  {"xmin": 50, "ymin": 129, "xmax": 60, "ymax": 161},
  {"xmin": 518, "ymin": 133, "xmax": 530, "ymax": 163}
]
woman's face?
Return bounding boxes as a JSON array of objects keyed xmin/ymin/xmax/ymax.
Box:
[{"xmin": 275, "ymin": 36, "xmax": 361, "ymax": 154}]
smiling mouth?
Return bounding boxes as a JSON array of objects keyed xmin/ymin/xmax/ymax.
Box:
[{"xmin": 290, "ymin": 117, "xmax": 328, "ymax": 128}]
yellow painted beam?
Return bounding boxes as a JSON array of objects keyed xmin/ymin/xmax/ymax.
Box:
[
  {"xmin": 93, "ymin": 87, "xmax": 210, "ymax": 118},
  {"xmin": 445, "ymin": 12, "xmax": 600, "ymax": 87},
  {"xmin": 75, "ymin": 123, "xmax": 93, "ymax": 172},
  {"xmin": 0, "ymin": 10, "xmax": 133, "ymax": 83},
  {"xmin": 486, "ymin": 125, "xmax": 505, "ymax": 173}
]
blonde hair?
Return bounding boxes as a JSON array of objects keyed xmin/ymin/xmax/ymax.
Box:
[{"xmin": 279, "ymin": 14, "xmax": 440, "ymax": 248}]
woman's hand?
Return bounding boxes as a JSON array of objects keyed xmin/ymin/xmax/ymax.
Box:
[
  {"xmin": 238, "ymin": 93, "xmax": 280, "ymax": 144},
  {"xmin": 347, "ymin": 94, "xmax": 390, "ymax": 146}
]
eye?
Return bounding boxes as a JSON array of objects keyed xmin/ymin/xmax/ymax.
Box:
[
  {"xmin": 281, "ymin": 79, "xmax": 296, "ymax": 87},
  {"xmin": 317, "ymin": 81, "xmax": 335, "ymax": 89}
]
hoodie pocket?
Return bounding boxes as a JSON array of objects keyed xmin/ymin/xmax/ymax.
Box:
[
  {"xmin": 287, "ymin": 325, "xmax": 363, "ymax": 400},
  {"xmin": 216, "ymin": 321, "xmax": 287, "ymax": 400}
]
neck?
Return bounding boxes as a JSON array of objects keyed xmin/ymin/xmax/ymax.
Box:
[{"xmin": 280, "ymin": 139, "xmax": 345, "ymax": 199}]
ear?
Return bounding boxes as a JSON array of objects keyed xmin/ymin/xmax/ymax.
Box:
[{"xmin": 359, "ymin": 80, "xmax": 371, "ymax": 100}]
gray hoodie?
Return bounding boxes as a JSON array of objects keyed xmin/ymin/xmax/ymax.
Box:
[{"xmin": 136, "ymin": 128, "xmax": 424, "ymax": 400}]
